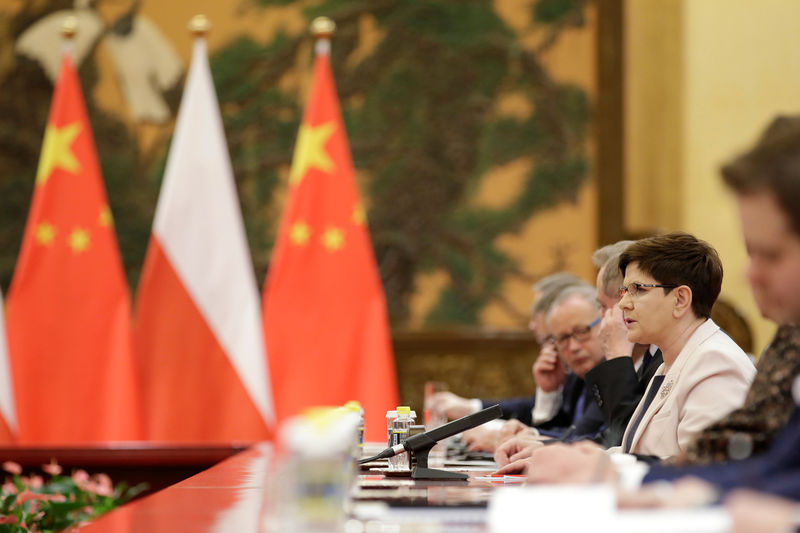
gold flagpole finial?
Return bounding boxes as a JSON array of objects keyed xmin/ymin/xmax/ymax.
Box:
[
  {"xmin": 188, "ymin": 14, "xmax": 211, "ymax": 37},
  {"xmin": 61, "ymin": 15, "xmax": 78, "ymax": 39},
  {"xmin": 310, "ymin": 17, "xmax": 336, "ymax": 40}
]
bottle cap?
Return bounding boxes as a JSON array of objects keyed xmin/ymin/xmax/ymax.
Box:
[
  {"xmin": 396, "ymin": 406, "xmax": 411, "ymax": 416},
  {"xmin": 386, "ymin": 410, "xmax": 397, "ymax": 419}
]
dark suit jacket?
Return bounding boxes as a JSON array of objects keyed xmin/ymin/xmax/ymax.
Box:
[
  {"xmin": 482, "ymin": 395, "xmax": 536, "ymax": 426},
  {"xmin": 644, "ymin": 406, "xmax": 800, "ymax": 500},
  {"xmin": 482, "ymin": 373, "xmax": 605, "ymax": 439},
  {"xmin": 583, "ymin": 348, "xmax": 663, "ymax": 447},
  {"xmin": 569, "ymin": 391, "xmax": 607, "ymax": 441}
]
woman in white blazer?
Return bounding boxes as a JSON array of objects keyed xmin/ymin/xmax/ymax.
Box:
[{"xmin": 615, "ymin": 233, "xmax": 756, "ymax": 459}]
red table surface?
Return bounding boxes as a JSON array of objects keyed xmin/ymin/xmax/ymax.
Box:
[{"xmin": 77, "ymin": 444, "xmax": 500, "ymax": 532}]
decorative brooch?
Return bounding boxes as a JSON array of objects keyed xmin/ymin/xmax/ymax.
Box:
[{"xmin": 660, "ymin": 379, "xmax": 674, "ymax": 399}]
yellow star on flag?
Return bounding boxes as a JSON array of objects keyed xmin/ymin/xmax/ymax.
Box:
[
  {"xmin": 99, "ymin": 205, "xmax": 113, "ymax": 227},
  {"xmin": 36, "ymin": 122, "xmax": 82, "ymax": 186},
  {"xmin": 352, "ymin": 203, "xmax": 366, "ymax": 226},
  {"xmin": 35, "ymin": 221, "xmax": 56, "ymax": 246},
  {"xmin": 290, "ymin": 221, "xmax": 311, "ymax": 245},
  {"xmin": 322, "ymin": 227, "xmax": 345, "ymax": 251},
  {"xmin": 289, "ymin": 121, "xmax": 336, "ymax": 186},
  {"xmin": 68, "ymin": 227, "xmax": 90, "ymax": 253}
]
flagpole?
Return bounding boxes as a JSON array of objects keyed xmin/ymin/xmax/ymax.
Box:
[
  {"xmin": 61, "ymin": 15, "xmax": 77, "ymax": 60},
  {"xmin": 188, "ymin": 13, "xmax": 211, "ymax": 38},
  {"xmin": 311, "ymin": 16, "xmax": 335, "ymax": 56}
]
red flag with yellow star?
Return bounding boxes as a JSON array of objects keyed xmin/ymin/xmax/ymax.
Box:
[
  {"xmin": 5, "ymin": 52, "xmax": 143, "ymax": 443},
  {"xmin": 262, "ymin": 40, "xmax": 398, "ymax": 440}
]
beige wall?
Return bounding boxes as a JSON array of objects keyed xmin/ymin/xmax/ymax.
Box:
[{"xmin": 625, "ymin": 0, "xmax": 800, "ymax": 353}]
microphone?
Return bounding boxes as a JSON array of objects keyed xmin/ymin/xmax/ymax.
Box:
[{"xmin": 359, "ymin": 404, "xmax": 503, "ymax": 480}]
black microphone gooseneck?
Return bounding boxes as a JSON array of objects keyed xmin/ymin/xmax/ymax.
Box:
[{"xmin": 358, "ymin": 404, "xmax": 503, "ymax": 480}]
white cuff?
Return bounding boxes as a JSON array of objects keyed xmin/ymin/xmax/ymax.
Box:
[
  {"xmin": 608, "ymin": 452, "xmax": 650, "ymax": 491},
  {"xmin": 532, "ymin": 385, "xmax": 563, "ymax": 425},
  {"xmin": 468, "ymin": 398, "xmax": 483, "ymax": 414}
]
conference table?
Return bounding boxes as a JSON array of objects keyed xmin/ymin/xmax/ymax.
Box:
[
  {"xmin": 73, "ymin": 442, "xmax": 735, "ymax": 532},
  {"xmin": 77, "ymin": 442, "xmax": 498, "ymax": 532}
]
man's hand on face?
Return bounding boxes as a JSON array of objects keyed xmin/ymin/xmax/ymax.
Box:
[
  {"xmin": 427, "ymin": 391, "xmax": 477, "ymax": 420},
  {"xmin": 494, "ymin": 433, "xmax": 546, "ymax": 466},
  {"xmin": 599, "ymin": 305, "xmax": 635, "ymax": 359},
  {"xmin": 533, "ymin": 342, "xmax": 566, "ymax": 392}
]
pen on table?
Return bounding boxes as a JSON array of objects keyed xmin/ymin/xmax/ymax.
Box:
[{"xmin": 557, "ymin": 424, "xmax": 577, "ymax": 442}]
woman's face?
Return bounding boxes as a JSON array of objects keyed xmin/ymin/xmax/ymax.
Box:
[{"xmin": 618, "ymin": 262, "xmax": 678, "ymax": 345}]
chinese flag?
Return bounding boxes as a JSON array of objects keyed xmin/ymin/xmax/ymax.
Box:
[
  {"xmin": 134, "ymin": 35, "xmax": 274, "ymax": 442},
  {"xmin": 5, "ymin": 53, "xmax": 143, "ymax": 443},
  {"xmin": 262, "ymin": 41, "xmax": 399, "ymax": 441}
]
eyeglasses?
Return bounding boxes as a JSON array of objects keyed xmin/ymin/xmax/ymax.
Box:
[
  {"xmin": 618, "ymin": 282, "xmax": 678, "ymax": 298},
  {"xmin": 553, "ymin": 316, "xmax": 601, "ymax": 350}
]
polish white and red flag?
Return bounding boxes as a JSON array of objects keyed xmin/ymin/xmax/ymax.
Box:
[
  {"xmin": 0, "ymin": 290, "xmax": 17, "ymax": 442},
  {"xmin": 134, "ymin": 33, "xmax": 274, "ymax": 442}
]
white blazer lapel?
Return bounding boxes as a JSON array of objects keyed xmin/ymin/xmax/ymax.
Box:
[
  {"xmin": 620, "ymin": 362, "xmax": 663, "ymax": 451},
  {"xmin": 627, "ymin": 319, "xmax": 719, "ymax": 452},
  {"xmin": 627, "ymin": 365, "xmax": 671, "ymax": 452}
]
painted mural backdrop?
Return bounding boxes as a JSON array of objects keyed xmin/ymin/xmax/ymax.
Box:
[{"xmin": 0, "ymin": 0, "xmax": 594, "ymax": 328}]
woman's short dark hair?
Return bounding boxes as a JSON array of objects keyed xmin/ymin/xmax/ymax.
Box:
[
  {"xmin": 619, "ymin": 232, "xmax": 722, "ymax": 319},
  {"xmin": 721, "ymin": 115, "xmax": 800, "ymax": 235}
]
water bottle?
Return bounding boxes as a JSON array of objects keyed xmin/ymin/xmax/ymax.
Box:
[
  {"xmin": 265, "ymin": 407, "xmax": 359, "ymax": 532},
  {"xmin": 344, "ymin": 400, "xmax": 364, "ymax": 454},
  {"xmin": 386, "ymin": 410, "xmax": 397, "ymax": 448},
  {"xmin": 388, "ymin": 406, "xmax": 413, "ymax": 471},
  {"xmin": 408, "ymin": 424, "xmax": 425, "ymax": 469}
]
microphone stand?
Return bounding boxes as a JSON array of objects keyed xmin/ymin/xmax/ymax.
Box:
[
  {"xmin": 405, "ymin": 404, "xmax": 502, "ymax": 480},
  {"xmin": 408, "ymin": 433, "xmax": 466, "ymax": 480}
]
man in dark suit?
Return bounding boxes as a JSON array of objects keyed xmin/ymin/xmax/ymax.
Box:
[
  {"xmin": 524, "ymin": 284, "xmax": 606, "ymax": 437},
  {"xmin": 457, "ymin": 284, "xmax": 608, "ymax": 450},
  {"xmin": 475, "ymin": 274, "xmax": 588, "ymax": 428}
]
